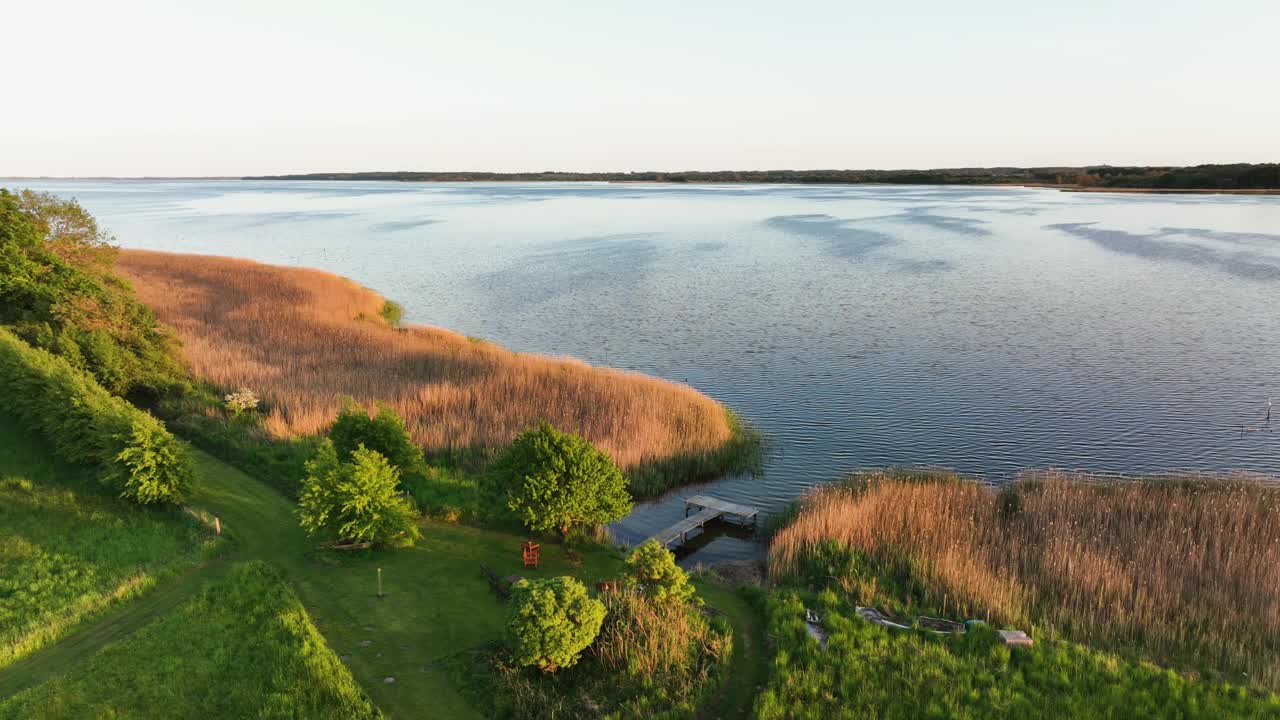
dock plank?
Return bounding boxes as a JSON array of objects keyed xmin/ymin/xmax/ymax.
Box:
[
  {"xmin": 685, "ymin": 494, "xmax": 760, "ymax": 520},
  {"xmin": 645, "ymin": 494, "xmax": 761, "ymax": 548},
  {"xmin": 649, "ymin": 508, "xmax": 720, "ymax": 547}
]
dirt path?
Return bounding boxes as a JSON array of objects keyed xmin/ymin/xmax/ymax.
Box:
[{"xmin": 697, "ymin": 584, "xmax": 768, "ymax": 720}]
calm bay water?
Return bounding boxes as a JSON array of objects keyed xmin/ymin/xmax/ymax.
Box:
[{"xmin": 12, "ymin": 180, "xmax": 1280, "ymax": 561}]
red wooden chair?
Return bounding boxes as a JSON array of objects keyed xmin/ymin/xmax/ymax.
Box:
[{"xmin": 521, "ymin": 540, "xmax": 541, "ymax": 568}]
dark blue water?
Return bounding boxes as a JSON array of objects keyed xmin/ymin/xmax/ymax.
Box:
[{"xmin": 10, "ymin": 179, "xmax": 1279, "ymax": 561}]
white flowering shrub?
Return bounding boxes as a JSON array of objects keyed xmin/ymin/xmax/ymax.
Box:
[{"xmin": 224, "ymin": 387, "xmax": 260, "ymax": 417}]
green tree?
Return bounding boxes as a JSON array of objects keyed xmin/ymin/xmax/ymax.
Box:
[
  {"xmin": 505, "ymin": 576, "xmax": 606, "ymax": 672},
  {"xmin": 328, "ymin": 398, "xmax": 425, "ymax": 482},
  {"xmin": 298, "ymin": 439, "xmax": 419, "ymax": 547},
  {"xmin": 15, "ymin": 189, "xmax": 116, "ymax": 269},
  {"xmin": 624, "ymin": 539, "xmax": 698, "ymax": 605},
  {"xmin": 110, "ymin": 418, "xmax": 194, "ymax": 505},
  {"xmin": 491, "ymin": 422, "xmax": 632, "ymax": 536}
]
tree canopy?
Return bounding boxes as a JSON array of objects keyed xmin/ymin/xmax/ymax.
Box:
[
  {"xmin": 0, "ymin": 188, "xmax": 184, "ymax": 397},
  {"xmin": 490, "ymin": 422, "xmax": 632, "ymax": 535},
  {"xmin": 328, "ymin": 398, "xmax": 426, "ymax": 483},
  {"xmin": 298, "ymin": 439, "xmax": 419, "ymax": 547},
  {"xmin": 623, "ymin": 540, "xmax": 698, "ymax": 606},
  {"xmin": 505, "ymin": 576, "xmax": 606, "ymax": 672}
]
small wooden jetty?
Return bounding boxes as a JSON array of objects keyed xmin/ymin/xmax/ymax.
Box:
[{"xmin": 647, "ymin": 495, "xmax": 760, "ymax": 549}]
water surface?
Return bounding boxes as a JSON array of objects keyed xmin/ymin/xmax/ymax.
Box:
[{"xmin": 11, "ymin": 180, "xmax": 1279, "ymax": 561}]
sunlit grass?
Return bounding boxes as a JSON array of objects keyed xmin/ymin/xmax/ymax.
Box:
[
  {"xmin": 0, "ymin": 414, "xmax": 219, "ymax": 670},
  {"xmin": 0, "ymin": 562, "xmax": 381, "ymax": 720}
]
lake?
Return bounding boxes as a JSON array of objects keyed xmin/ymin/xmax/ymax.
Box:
[{"xmin": 11, "ymin": 179, "xmax": 1280, "ymax": 561}]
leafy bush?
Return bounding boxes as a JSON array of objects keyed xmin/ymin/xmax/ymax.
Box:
[
  {"xmin": 490, "ymin": 422, "xmax": 632, "ymax": 535},
  {"xmin": 505, "ymin": 576, "xmax": 606, "ymax": 672},
  {"xmin": 110, "ymin": 418, "xmax": 196, "ymax": 505},
  {"xmin": 329, "ymin": 397, "xmax": 426, "ymax": 482},
  {"xmin": 298, "ymin": 439, "xmax": 419, "ymax": 546},
  {"xmin": 624, "ymin": 540, "xmax": 698, "ymax": 605},
  {"xmin": 222, "ymin": 387, "xmax": 259, "ymax": 417},
  {"xmin": 458, "ymin": 586, "xmax": 732, "ymax": 719},
  {"xmin": 379, "ymin": 299, "xmax": 403, "ymax": 326},
  {"xmin": 0, "ymin": 328, "xmax": 190, "ymax": 504}
]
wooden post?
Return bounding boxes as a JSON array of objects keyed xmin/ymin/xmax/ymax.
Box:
[
  {"xmin": 214, "ymin": 516, "xmax": 221, "ymax": 535},
  {"xmin": 377, "ymin": 568, "xmax": 383, "ymax": 599}
]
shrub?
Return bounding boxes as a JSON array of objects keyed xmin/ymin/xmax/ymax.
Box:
[
  {"xmin": 624, "ymin": 540, "xmax": 698, "ymax": 605},
  {"xmin": 111, "ymin": 418, "xmax": 195, "ymax": 505},
  {"xmin": 328, "ymin": 398, "xmax": 426, "ymax": 482},
  {"xmin": 505, "ymin": 576, "xmax": 605, "ymax": 672},
  {"xmin": 0, "ymin": 327, "xmax": 190, "ymax": 505},
  {"xmin": 297, "ymin": 440, "xmax": 419, "ymax": 547},
  {"xmin": 379, "ymin": 299, "xmax": 403, "ymax": 326},
  {"xmin": 491, "ymin": 422, "xmax": 632, "ymax": 536},
  {"xmin": 223, "ymin": 387, "xmax": 260, "ymax": 417}
]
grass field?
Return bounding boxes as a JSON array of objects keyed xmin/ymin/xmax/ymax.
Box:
[
  {"xmin": 0, "ymin": 561, "xmax": 381, "ymax": 719},
  {"xmin": 754, "ymin": 591, "xmax": 1280, "ymax": 719},
  {"xmin": 116, "ymin": 249, "xmax": 744, "ymax": 486},
  {"xmin": 769, "ymin": 471, "xmax": 1280, "ymax": 691},
  {"xmin": 0, "ymin": 414, "xmax": 220, "ymax": 671},
  {"xmin": 0, "ymin": 439, "xmax": 765, "ymax": 718}
]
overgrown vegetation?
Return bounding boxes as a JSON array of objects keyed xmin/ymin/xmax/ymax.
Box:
[
  {"xmin": 754, "ymin": 590, "xmax": 1280, "ymax": 719},
  {"xmin": 0, "ymin": 329, "xmax": 193, "ymax": 505},
  {"xmin": 768, "ymin": 471, "xmax": 1280, "ymax": 692},
  {"xmin": 0, "ymin": 413, "xmax": 217, "ymax": 670},
  {"xmin": 489, "ymin": 422, "xmax": 633, "ymax": 536},
  {"xmin": 0, "ymin": 189, "xmax": 185, "ymax": 398},
  {"xmin": 0, "ymin": 562, "xmax": 383, "ymax": 720},
  {"xmin": 461, "ymin": 543, "xmax": 732, "ymax": 719}
]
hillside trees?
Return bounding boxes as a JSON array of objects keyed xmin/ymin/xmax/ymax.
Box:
[
  {"xmin": 0, "ymin": 328, "xmax": 191, "ymax": 504},
  {"xmin": 0, "ymin": 189, "xmax": 185, "ymax": 397}
]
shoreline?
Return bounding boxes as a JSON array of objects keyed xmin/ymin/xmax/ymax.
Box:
[
  {"xmin": 115, "ymin": 248, "xmax": 762, "ymax": 501},
  {"xmin": 12, "ymin": 175, "xmax": 1279, "ymax": 195}
]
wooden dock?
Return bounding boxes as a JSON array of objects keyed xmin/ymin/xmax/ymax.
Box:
[{"xmin": 647, "ymin": 495, "xmax": 760, "ymax": 549}]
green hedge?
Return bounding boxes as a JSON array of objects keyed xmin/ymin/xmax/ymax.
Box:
[{"xmin": 0, "ymin": 328, "xmax": 191, "ymax": 504}]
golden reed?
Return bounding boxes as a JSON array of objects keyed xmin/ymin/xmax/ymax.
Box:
[
  {"xmin": 769, "ymin": 471, "xmax": 1280, "ymax": 689},
  {"xmin": 117, "ymin": 250, "xmax": 731, "ymax": 470}
]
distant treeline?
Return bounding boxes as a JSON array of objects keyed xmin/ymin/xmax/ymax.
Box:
[{"xmin": 247, "ymin": 163, "xmax": 1280, "ymax": 189}]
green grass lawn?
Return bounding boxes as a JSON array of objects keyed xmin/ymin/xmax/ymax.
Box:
[
  {"xmin": 754, "ymin": 591, "xmax": 1280, "ymax": 720},
  {"xmin": 0, "ymin": 414, "xmax": 220, "ymax": 670},
  {"xmin": 0, "ymin": 561, "xmax": 380, "ymax": 719},
  {"xmin": 1, "ymin": 429, "xmax": 760, "ymax": 718}
]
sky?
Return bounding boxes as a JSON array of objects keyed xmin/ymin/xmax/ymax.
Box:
[{"xmin": 3, "ymin": 0, "xmax": 1278, "ymax": 177}]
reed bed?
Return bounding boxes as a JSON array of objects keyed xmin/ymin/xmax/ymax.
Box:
[
  {"xmin": 116, "ymin": 250, "xmax": 733, "ymax": 473},
  {"xmin": 768, "ymin": 471, "xmax": 1280, "ymax": 690}
]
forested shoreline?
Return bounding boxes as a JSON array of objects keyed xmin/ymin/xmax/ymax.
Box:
[{"xmin": 245, "ymin": 163, "xmax": 1280, "ymax": 190}]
